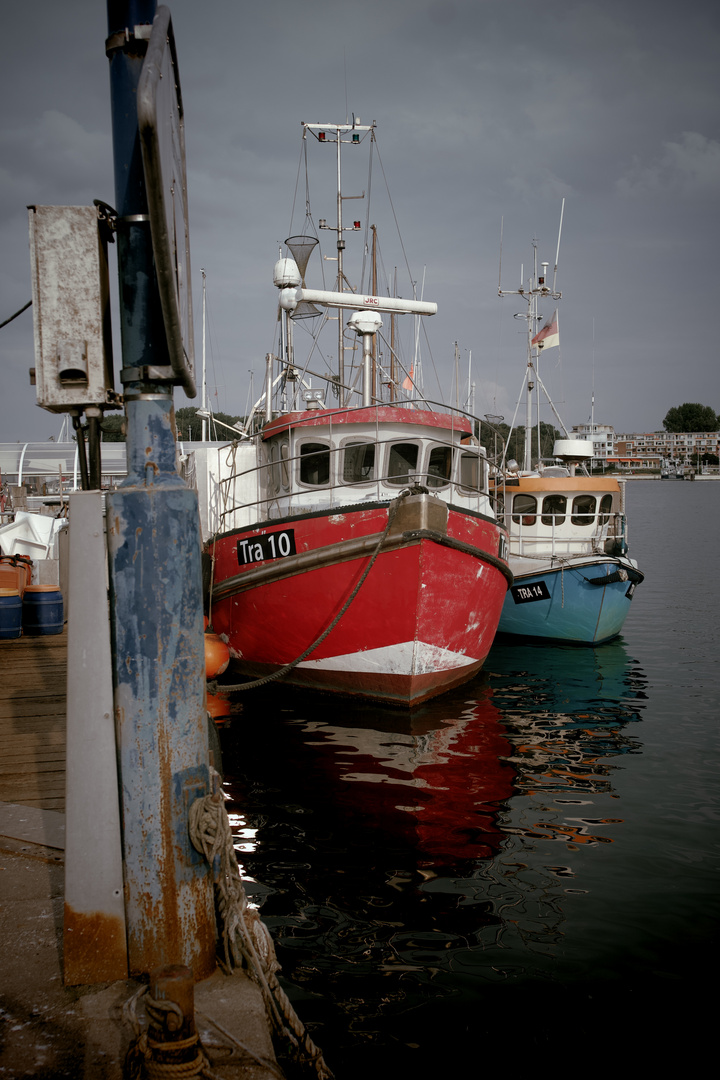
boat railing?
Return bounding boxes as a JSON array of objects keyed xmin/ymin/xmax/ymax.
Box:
[{"xmin": 503, "ymin": 510, "xmax": 627, "ymax": 558}]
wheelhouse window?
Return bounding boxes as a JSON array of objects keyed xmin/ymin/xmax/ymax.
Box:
[
  {"xmin": 427, "ymin": 446, "xmax": 453, "ymax": 488},
  {"xmin": 459, "ymin": 451, "xmax": 482, "ymax": 492},
  {"xmin": 571, "ymin": 494, "xmax": 597, "ymax": 526},
  {"xmin": 541, "ymin": 494, "xmax": 566, "ymax": 526},
  {"xmin": 343, "ymin": 441, "xmax": 375, "ymax": 484},
  {"xmin": 387, "ymin": 442, "xmax": 419, "ymax": 485},
  {"xmin": 512, "ymin": 494, "xmax": 537, "ymax": 525},
  {"xmin": 599, "ymin": 494, "xmax": 613, "ymax": 524},
  {"xmin": 299, "ymin": 442, "xmax": 330, "ymax": 486}
]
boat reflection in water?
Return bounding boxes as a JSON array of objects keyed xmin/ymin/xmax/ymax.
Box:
[
  {"xmin": 487, "ymin": 637, "xmax": 647, "ymax": 802},
  {"xmin": 218, "ymin": 637, "xmax": 647, "ymax": 1072},
  {"xmin": 294, "ymin": 691, "xmax": 516, "ymax": 868}
]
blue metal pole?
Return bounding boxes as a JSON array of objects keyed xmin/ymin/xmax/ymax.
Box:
[{"xmin": 105, "ymin": 0, "xmax": 215, "ymax": 979}]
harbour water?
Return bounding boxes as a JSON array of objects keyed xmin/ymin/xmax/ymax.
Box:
[{"xmin": 218, "ymin": 479, "xmax": 719, "ymax": 1071}]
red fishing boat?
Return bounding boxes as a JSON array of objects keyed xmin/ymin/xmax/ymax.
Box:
[
  {"xmin": 204, "ymin": 121, "xmax": 510, "ymax": 705},
  {"xmin": 209, "ymin": 403, "xmax": 511, "ymax": 705}
]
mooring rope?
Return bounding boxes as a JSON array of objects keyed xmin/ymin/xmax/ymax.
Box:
[
  {"xmin": 189, "ymin": 794, "xmax": 334, "ymax": 1080},
  {"xmin": 123, "ymin": 981, "xmax": 285, "ymax": 1080},
  {"xmin": 123, "ymin": 986, "xmax": 207, "ymax": 1079},
  {"xmin": 207, "ymin": 491, "xmax": 408, "ymax": 695}
]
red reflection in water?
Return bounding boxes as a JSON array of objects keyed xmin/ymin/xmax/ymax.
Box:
[{"xmin": 300, "ymin": 689, "xmax": 516, "ymax": 867}]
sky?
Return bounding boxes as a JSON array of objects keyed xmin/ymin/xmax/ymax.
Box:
[{"xmin": 1, "ymin": 0, "xmax": 718, "ymax": 444}]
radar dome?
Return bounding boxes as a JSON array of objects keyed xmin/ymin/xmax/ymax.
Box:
[{"xmin": 273, "ymin": 258, "xmax": 301, "ymax": 289}]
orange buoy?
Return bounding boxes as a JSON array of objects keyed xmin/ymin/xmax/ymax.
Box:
[
  {"xmin": 206, "ymin": 691, "xmax": 232, "ymax": 722},
  {"xmin": 204, "ymin": 630, "xmax": 230, "ymax": 679}
]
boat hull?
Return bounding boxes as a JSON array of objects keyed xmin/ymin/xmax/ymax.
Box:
[
  {"xmin": 497, "ymin": 558, "xmax": 643, "ymax": 645},
  {"xmin": 209, "ymin": 499, "xmax": 510, "ymax": 706}
]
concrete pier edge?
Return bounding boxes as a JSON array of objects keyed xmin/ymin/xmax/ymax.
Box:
[{"xmin": 0, "ymin": 802, "xmax": 283, "ymax": 1079}]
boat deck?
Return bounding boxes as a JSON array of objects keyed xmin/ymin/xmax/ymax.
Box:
[{"xmin": 0, "ymin": 627, "xmax": 67, "ymax": 812}]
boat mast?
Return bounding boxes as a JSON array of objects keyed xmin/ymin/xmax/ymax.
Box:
[
  {"xmin": 371, "ymin": 224, "xmax": 378, "ymax": 402},
  {"xmin": 390, "ymin": 266, "xmax": 397, "ymax": 402},
  {"xmin": 336, "ymin": 128, "xmax": 344, "ymax": 400},
  {"xmin": 303, "ymin": 119, "xmax": 374, "ymax": 405},
  {"xmin": 201, "ymin": 267, "xmax": 207, "ymax": 441},
  {"xmin": 500, "ymin": 240, "xmax": 562, "ymax": 470}
]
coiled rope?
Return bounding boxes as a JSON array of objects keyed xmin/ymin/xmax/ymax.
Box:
[
  {"xmin": 124, "ymin": 985, "xmax": 207, "ymax": 1080},
  {"xmin": 189, "ymin": 794, "xmax": 334, "ymax": 1080},
  {"xmin": 123, "ymin": 981, "xmax": 285, "ymax": 1080},
  {"xmin": 208, "ymin": 491, "xmax": 408, "ymax": 694}
]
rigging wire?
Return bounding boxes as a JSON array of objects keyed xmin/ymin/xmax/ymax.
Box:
[
  {"xmin": 287, "ymin": 135, "xmax": 307, "ymax": 239},
  {"xmin": 372, "ymin": 136, "xmax": 415, "ymax": 290},
  {"xmin": 0, "ymin": 299, "xmax": 31, "ymax": 329}
]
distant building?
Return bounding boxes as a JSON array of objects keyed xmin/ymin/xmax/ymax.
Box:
[
  {"xmin": 571, "ymin": 423, "xmax": 616, "ymax": 460},
  {"xmin": 568, "ymin": 426, "xmax": 720, "ymax": 470},
  {"xmin": 614, "ymin": 431, "xmax": 720, "ymax": 469},
  {"xmin": 612, "ymin": 439, "xmax": 661, "ymax": 470}
]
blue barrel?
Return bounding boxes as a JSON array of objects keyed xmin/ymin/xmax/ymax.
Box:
[
  {"xmin": 22, "ymin": 586, "xmax": 64, "ymax": 636},
  {"xmin": 0, "ymin": 588, "xmax": 23, "ymax": 640}
]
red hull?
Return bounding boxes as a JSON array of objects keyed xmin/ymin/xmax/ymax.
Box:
[{"xmin": 209, "ymin": 498, "xmax": 510, "ymax": 706}]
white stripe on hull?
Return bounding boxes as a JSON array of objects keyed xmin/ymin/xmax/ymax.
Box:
[{"xmin": 297, "ymin": 639, "xmax": 480, "ymax": 676}]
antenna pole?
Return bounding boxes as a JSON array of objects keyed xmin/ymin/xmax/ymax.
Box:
[
  {"xmin": 498, "ymin": 216, "xmax": 504, "ymax": 293},
  {"xmin": 371, "ymin": 224, "xmax": 378, "ymax": 402},
  {"xmin": 390, "ymin": 267, "xmax": 397, "ymax": 401},
  {"xmin": 201, "ymin": 268, "xmax": 207, "ymax": 441},
  {"xmin": 552, "ymin": 197, "xmax": 565, "ymax": 294},
  {"xmin": 336, "ymin": 127, "xmax": 345, "ymax": 402},
  {"xmin": 454, "ymin": 340, "xmax": 460, "ymax": 410}
]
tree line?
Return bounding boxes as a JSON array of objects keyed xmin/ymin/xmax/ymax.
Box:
[
  {"xmin": 663, "ymin": 402, "xmax": 719, "ymax": 432},
  {"xmin": 479, "ymin": 420, "xmax": 560, "ymax": 464},
  {"xmin": 100, "ymin": 406, "xmax": 246, "ymax": 442}
]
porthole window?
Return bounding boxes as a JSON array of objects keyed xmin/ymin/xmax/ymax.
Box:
[
  {"xmin": 599, "ymin": 494, "xmax": 613, "ymax": 525},
  {"xmin": 387, "ymin": 443, "xmax": 419, "ymax": 485},
  {"xmin": 427, "ymin": 446, "xmax": 453, "ymax": 488},
  {"xmin": 542, "ymin": 494, "xmax": 566, "ymax": 526},
  {"xmin": 512, "ymin": 494, "xmax": 537, "ymax": 525},
  {"xmin": 571, "ymin": 494, "xmax": 596, "ymax": 526},
  {"xmin": 343, "ymin": 441, "xmax": 375, "ymax": 483},
  {"xmin": 299, "ymin": 442, "xmax": 330, "ymax": 486}
]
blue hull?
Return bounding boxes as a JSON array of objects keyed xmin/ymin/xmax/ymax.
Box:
[{"xmin": 497, "ymin": 560, "xmax": 642, "ymax": 645}]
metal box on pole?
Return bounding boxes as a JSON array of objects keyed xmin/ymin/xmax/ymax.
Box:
[{"xmin": 28, "ymin": 205, "xmax": 115, "ymax": 411}]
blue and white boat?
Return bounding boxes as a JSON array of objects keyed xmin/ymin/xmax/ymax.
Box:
[
  {"xmin": 495, "ymin": 447, "xmax": 643, "ymax": 643},
  {"xmin": 494, "ymin": 232, "xmax": 643, "ymax": 644}
]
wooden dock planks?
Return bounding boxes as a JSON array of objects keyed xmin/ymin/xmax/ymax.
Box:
[{"xmin": 0, "ymin": 629, "xmax": 67, "ymax": 812}]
